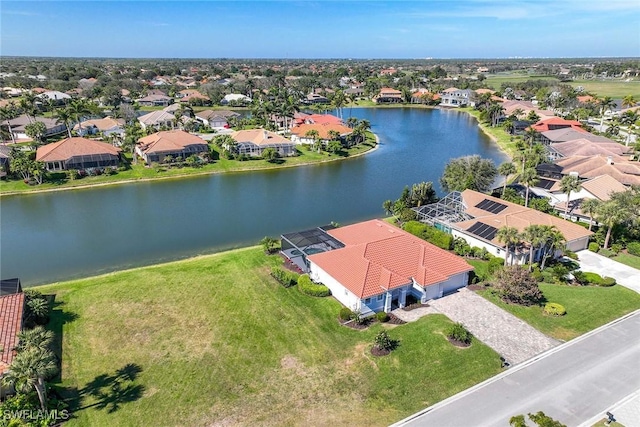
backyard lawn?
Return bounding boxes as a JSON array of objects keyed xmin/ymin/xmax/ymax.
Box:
[
  {"xmin": 39, "ymin": 247, "xmax": 501, "ymax": 427},
  {"xmin": 479, "ymin": 283, "xmax": 640, "ymax": 341}
]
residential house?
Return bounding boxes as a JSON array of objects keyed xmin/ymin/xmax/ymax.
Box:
[
  {"xmin": 289, "ymin": 123, "xmax": 353, "ymax": 145},
  {"xmin": 137, "ymin": 110, "xmax": 176, "ymax": 130},
  {"xmin": 230, "ymin": 129, "xmax": 296, "ymax": 157},
  {"xmin": 36, "ymin": 137, "xmax": 122, "ymax": 171},
  {"xmin": 414, "ymin": 190, "xmax": 593, "ymax": 265},
  {"xmin": 73, "ymin": 117, "xmax": 125, "ymax": 137},
  {"xmin": 0, "ymin": 282, "xmax": 24, "ymax": 398},
  {"xmin": 221, "ymin": 94, "xmax": 251, "ymax": 105},
  {"xmin": 177, "ymin": 90, "xmax": 211, "ymax": 105},
  {"xmin": 530, "ymin": 117, "xmax": 585, "ymax": 133},
  {"xmin": 546, "ymin": 138, "xmax": 630, "ymax": 161},
  {"xmin": 539, "ymin": 128, "xmax": 611, "ymax": 145},
  {"xmin": 195, "ymin": 110, "xmax": 240, "ymax": 128},
  {"xmin": 304, "ymin": 93, "xmax": 329, "ymax": 104},
  {"xmin": 344, "ymin": 87, "xmax": 365, "ymax": 98},
  {"xmin": 6, "ymin": 115, "xmax": 67, "ymax": 141},
  {"xmin": 501, "ymin": 100, "xmax": 555, "ymax": 121},
  {"xmin": 411, "ymin": 89, "xmax": 440, "ymax": 104},
  {"xmin": 38, "ymin": 90, "xmax": 71, "ymax": 104},
  {"xmin": 136, "ymin": 94, "xmax": 173, "ymax": 107},
  {"xmin": 0, "ymin": 145, "xmax": 11, "ymax": 177},
  {"xmin": 550, "ymin": 175, "xmax": 628, "ymax": 222},
  {"xmin": 136, "ymin": 130, "xmax": 209, "ymax": 164},
  {"xmin": 439, "ymin": 88, "xmax": 472, "ymax": 107},
  {"xmin": 373, "ymin": 88, "xmax": 403, "ymax": 104},
  {"xmin": 282, "ymin": 220, "xmax": 473, "ymax": 315},
  {"xmin": 554, "ymin": 154, "xmax": 640, "ymax": 186}
]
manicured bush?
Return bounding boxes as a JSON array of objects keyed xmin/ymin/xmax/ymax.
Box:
[
  {"xmin": 588, "ymin": 242, "xmax": 599, "ymax": 252},
  {"xmin": 270, "ymin": 267, "xmax": 298, "ymax": 288},
  {"xmin": 373, "ymin": 330, "xmax": 397, "ymax": 351},
  {"xmin": 376, "ymin": 312, "xmax": 390, "ymax": 323},
  {"xmin": 544, "ymin": 303, "xmax": 566, "ymax": 316},
  {"xmin": 574, "ymin": 271, "xmax": 615, "ymax": 286},
  {"xmin": 598, "ymin": 248, "xmax": 614, "ymax": 258},
  {"xmin": 610, "ymin": 244, "xmax": 623, "ymax": 255},
  {"xmin": 339, "ymin": 307, "xmax": 354, "ymax": 321},
  {"xmin": 600, "ymin": 276, "xmax": 616, "ymax": 287},
  {"xmin": 627, "ymin": 241, "xmax": 640, "ymax": 257},
  {"xmin": 446, "ymin": 322, "xmax": 473, "ymax": 344},
  {"xmin": 297, "ymin": 274, "xmax": 331, "ymax": 297},
  {"xmin": 564, "ymin": 250, "xmax": 578, "ymax": 260}
]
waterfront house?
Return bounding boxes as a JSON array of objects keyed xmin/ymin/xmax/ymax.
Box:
[
  {"xmin": 6, "ymin": 115, "xmax": 67, "ymax": 141},
  {"xmin": 136, "ymin": 94, "xmax": 173, "ymax": 107},
  {"xmin": 221, "ymin": 94, "xmax": 251, "ymax": 105},
  {"xmin": 195, "ymin": 110, "xmax": 239, "ymax": 128},
  {"xmin": 304, "ymin": 93, "xmax": 329, "ymax": 104},
  {"xmin": 539, "ymin": 128, "xmax": 611, "ymax": 145},
  {"xmin": 282, "ymin": 220, "xmax": 473, "ymax": 315},
  {"xmin": 373, "ymin": 88, "xmax": 403, "ymax": 104},
  {"xmin": 439, "ymin": 88, "xmax": 472, "ymax": 107},
  {"xmin": 414, "ymin": 190, "xmax": 593, "ymax": 265},
  {"xmin": 289, "ymin": 123, "xmax": 353, "ymax": 145},
  {"xmin": 546, "ymin": 138, "xmax": 630, "ymax": 161},
  {"xmin": 230, "ymin": 129, "xmax": 296, "ymax": 157},
  {"xmin": 136, "ymin": 130, "xmax": 209, "ymax": 164},
  {"xmin": 530, "ymin": 117, "xmax": 584, "ymax": 133},
  {"xmin": 553, "ymin": 154, "xmax": 640, "ymax": 186},
  {"xmin": 36, "ymin": 137, "xmax": 122, "ymax": 171}
]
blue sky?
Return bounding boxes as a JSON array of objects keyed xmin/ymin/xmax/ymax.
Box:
[{"xmin": 2, "ymin": 1, "xmax": 639, "ymax": 58}]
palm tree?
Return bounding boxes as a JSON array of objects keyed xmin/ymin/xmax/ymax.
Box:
[
  {"xmin": 498, "ymin": 162, "xmax": 516, "ymax": 197},
  {"xmin": 580, "ymin": 198, "xmax": 600, "ymax": 231},
  {"xmin": 522, "ymin": 224, "xmax": 546, "ymax": 271},
  {"xmin": 619, "ymin": 110, "xmax": 639, "ymax": 146},
  {"xmin": 598, "ymin": 96, "xmax": 616, "ymax": 128},
  {"xmin": 2, "ymin": 347, "xmax": 58, "ymax": 410},
  {"xmin": 595, "ymin": 200, "xmax": 627, "ymax": 249},
  {"xmin": 496, "ymin": 226, "xmax": 521, "ymax": 266},
  {"xmin": 520, "ymin": 167, "xmax": 538, "ymax": 207},
  {"xmin": 560, "ymin": 175, "xmax": 582, "ymax": 219},
  {"xmin": 622, "ymin": 95, "xmax": 637, "ymax": 109},
  {"xmin": 55, "ymin": 107, "xmax": 74, "ymax": 138},
  {"xmin": 539, "ymin": 226, "xmax": 566, "ymax": 269},
  {"xmin": 67, "ymin": 99, "xmax": 92, "ymax": 134},
  {"xmin": 305, "ymin": 129, "xmax": 321, "ymax": 153},
  {"xmin": 15, "ymin": 326, "xmax": 54, "ymax": 352},
  {"xmin": 332, "ymin": 90, "xmax": 346, "ymax": 119}
]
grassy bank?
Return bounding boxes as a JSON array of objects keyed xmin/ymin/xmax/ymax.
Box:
[
  {"xmin": 40, "ymin": 247, "xmax": 501, "ymax": 426},
  {"xmin": 459, "ymin": 107, "xmax": 519, "ymax": 159},
  {"xmin": 0, "ymin": 134, "xmax": 376, "ymax": 195},
  {"xmin": 479, "ymin": 283, "xmax": 640, "ymax": 341}
]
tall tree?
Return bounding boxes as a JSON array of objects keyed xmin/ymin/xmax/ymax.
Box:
[
  {"xmin": 55, "ymin": 107, "xmax": 74, "ymax": 138},
  {"xmin": 496, "ymin": 226, "xmax": 521, "ymax": 266},
  {"xmin": 2, "ymin": 347, "xmax": 58, "ymax": 410},
  {"xmin": 522, "ymin": 225, "xmax": 546, "ymax": 271},
  {"xmin": 519, "ymin": 167, "xmax": 538, "ymax": 208},
  {"xmin": 409, "ymin": 181, "xmax": 437, "ymax": 207},
  {"xmin": 0, "ymin": 103, "xmax": 18, "ymax": 144},
  {"xmin": 539, "ymin": 225, "xmax": 565, "ymax": 269},
  {"xmin": 498, "ymin": 162, "xmax": 516, "ymax": 197},
  {"xmin": 597, "ymin": 96, "xmax": 616, "ymax": 128},
  {"xmin": 595, "ymin": 200, "xmax": 627, "ymax": 249},
  {"xmin": 560, "ymin": 175, "xmax": 582, "ymax": 219},
  {"xmin": 580, "ymin": 198, "xmax": 600, "ymax": 232},
  {"xmin": 440, "ymin": 155, "xmax": 498, "ymax": 193},
  {"xmin": 622, "ymin": 95, "xmax": 637, "ymax": 109}
]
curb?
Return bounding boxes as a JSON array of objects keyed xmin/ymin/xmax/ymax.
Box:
[{"xmin": 391, "ymin": 309, "xmax": 640, "ymax": 427}]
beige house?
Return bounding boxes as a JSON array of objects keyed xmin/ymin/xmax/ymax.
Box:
[
  {"xmin": 36, "ymin": 137, "xmax": 122, "ymax": 171},
  {"xmin": 230, "ymin": 129, "xmax": 296, "ymax": 157},
  {"xmin": 136, "ymin": 130, "xmax": 208, "ymax": 164}
]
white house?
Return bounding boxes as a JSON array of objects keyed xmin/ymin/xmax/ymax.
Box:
[
  {"xmin": 282, "ymin": 220, "xmax": 473, "ymax": 316},
  {"xmin": 221, "ymin": 94, "xmax": 251, "ymax": 105},
  {"xmin": 440, "ymin": 88, "xmax": 472, "ymax": 107}
]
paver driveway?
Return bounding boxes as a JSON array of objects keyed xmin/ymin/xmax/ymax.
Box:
[{"xmin": 429, "ymin": 288, "xmax": 560, "ymax": 365}]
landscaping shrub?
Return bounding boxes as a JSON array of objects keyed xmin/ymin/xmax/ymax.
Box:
[
  {"xmin": 544, "ymin": 303, "xmax": 566, "ymax": 316},
  {"xmin": 339, "ymin": 307, "xmax": 354, "ymax": 321},
  {"xmin": 574, "ymin": 271, "xmax": 615, "ymax": 286},
  {"xmin": 627, "ymin": 241, "xmax": 640, "ymax": 256},
  {"xmin": 453, "ymin": 238, "xmax": 472, "ymax": 256},
  {"xmin": 270, "ymin": 267, "xmax": 298, "ymax": 288},
  {"xmin": 376, "ymin": 312, "xmax": 390, "ymax": 323},
  {"xmin": 564, "ymin": 250, "xmax": 578, "ymax": 260},
  {"xmin": 487, "ymin": 256, "xmax": 504, "ymax": 275},
  {"xmin": 373, "ymin": 330, "xmax": 397, "ymax": 351},
  {"xmin": 600, "ymin": 277, "xmax": 616, "ymax": 287},
  {"xmin": 297, "ymin": 274, "xmax": 331, "ymax": 297},
  {"xmin": 446, "ymin": 322, "xmax": 472, "ymax": 344},
  {"xmin": 588, "ymin": 242, "xmax": 599, "ymax": 252},
  {"xmin": 493, "ymin": 266, "xmax": 544, "ymax": 306},
  {"xmin": 598, "ymin": 248, "xmax": 614, "ymax": 258},
  {"xmin": 550, "ymin": 265, "xmax": 569, "ymax": 284},
  {"xmin": 403, "ymin": 221, "xmax": 452, "ymax": 250},
  {"xmin": 610, "ymin": 244, "xmax": 623, "ymax": 255}
]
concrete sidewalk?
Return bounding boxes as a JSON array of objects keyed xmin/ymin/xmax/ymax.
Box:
[{"xmin": 576, "ymin": 250, "xmax": 640, "ymax": 293}]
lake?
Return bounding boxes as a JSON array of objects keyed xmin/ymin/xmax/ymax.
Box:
[{"xmin": 0, "ymin": 107, "xmax": 508, "ymax": 285}]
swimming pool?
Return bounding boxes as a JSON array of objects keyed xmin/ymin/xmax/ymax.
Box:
[{"xmin": 290, "ymin": 247, "xmax": 326, "ymax": 256}]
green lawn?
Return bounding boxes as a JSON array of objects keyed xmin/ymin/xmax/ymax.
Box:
[
  {"xmin": 479, "ymin": 283, "xmax": 640, "ymax": 341},
  {"xmin": 460, "ymin": 107, "xmax": 519, "ymax": 159},
  {"xmin": 612, "ymin": 253, "xmax": 640, "ymax": 270},
  {"xmin": 39, "ymin": 247, "xmax": 501, "ymax": 427},
  {"xmin": 0, "ymin": 136, "xmax": 376, "ymax": 195},
  {"xmin": 485, "ymin": 74, "xmax": 640, "ymax": 98}
]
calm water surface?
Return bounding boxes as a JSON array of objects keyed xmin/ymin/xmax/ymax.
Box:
[{"xmin": 0, "ymin": 108, "xmax": 507, "ymax": 285}]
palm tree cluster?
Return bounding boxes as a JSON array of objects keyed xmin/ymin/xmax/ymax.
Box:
[{"xmin": 496, "ymin": 224, "xmax": 566, "ymax": 270}]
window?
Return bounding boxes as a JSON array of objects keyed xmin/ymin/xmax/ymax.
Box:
[
  {"xmin": 364, "ymin": 298, "xmax": 371, "ymax": 304},
  {"xmin": 377, "ymin": 294, "xmax": 384, "ymax": 301}
]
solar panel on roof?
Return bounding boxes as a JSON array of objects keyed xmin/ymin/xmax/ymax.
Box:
[
  {"xmin": 467, "ymin": 222, "xmax": 498, "ymax": 241},
  {"xmin": 475, "ymin": 199, "xmax": 508, "ymax": 214}
]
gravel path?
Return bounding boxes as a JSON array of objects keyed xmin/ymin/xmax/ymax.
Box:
[{"xmin": 429, "ymin": 288, "xmax": 560, "ymax": 365}]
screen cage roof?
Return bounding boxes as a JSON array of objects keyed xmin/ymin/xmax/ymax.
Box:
[{"xmin": 413, "ymin": 191, "xmax": 474, "ymax": 225}]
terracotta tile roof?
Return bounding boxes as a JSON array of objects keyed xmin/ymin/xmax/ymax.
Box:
[
  {"xmin": 36, "ymin": 137, "xmax": 121, "ymax": 162},
  {"xmin": 308, "ymin": 220, "xmax": 473, "ymax": 299},
  {"xmin": 580, "ymin": 175, "xmax": 628, "ymax": 200},
  {"xmin": 305, "ymin": 114, "xmax": 343, "ymax": 125},
  {"xmin": 531, "ymin": 117, "xmax": 585, "ymax": 133},
  {"xmin": 74, "ymin": 117, "xmax": 125, "ymax": 132},
  {"xmin": 555, "ymin": 155, "xmax": 640, "ymax": 186},
  {"xmin": 577, "ymin": 95, "xmax": 595, "ymax": 103},
  {"xmin": 550, "ymin": 139, "xmax": 630, "ymax": 158},
  {"xmin": 455, "ymin": 190, "xmax": 593, "ymax": 244},
  {"xmin": 290, "ymin": 123, "xmax": 353, "ymax": 140},
  {"xmin": 475, "ymin": 88, "xmax": 495, "ymax": 94},
  {"xmin": 137, "ymin": 130, "xmax": 208, "ymax": 155},
  {"xmin": 230, "ymin": 129, "xmax": 293, "ymax": 146},
  {"xmin": 196, "ymin": 110, "xmax": 240, "ymax": 120},
  {"xmin": 0, "ymin": 293, "xmax": 24, "ymax": 375},
  {"xmin": 138, "ymin": 110, "xmax": 175, "ymax": 125},
  {"xmin": 541, "ymin": 128, "xmax": 613, "ymax": 143}
]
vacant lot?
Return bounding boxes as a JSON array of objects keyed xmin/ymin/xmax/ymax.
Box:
[{"xmin": 40, "ymin": 247, "xmax": 501, "ymax": 427}]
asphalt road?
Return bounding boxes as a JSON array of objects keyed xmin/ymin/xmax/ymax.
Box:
[{"xmin": 393, "ymin": 311, "xmax": 640, "ymax": 427}]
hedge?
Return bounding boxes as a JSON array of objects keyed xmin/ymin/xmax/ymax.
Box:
[
  {"xmin": 627, "ymin": 241, "xmax": 640, "ymax": 257},
  {"xmin": 588, "ymin": 242, "xmax": 599, "ymax": 252},
  {"xmin": 403, "ymin": 221, "xmax": 453, "ymax": 250},
  {"xmin": 573, "ymin": 271, "xmax": 616, "ymax": 287},
  {"xmin": 339, "ymin": 307, "xmax": 354, "ymax": 321},
  {"xmin": 297, "ymin": 274, "xmax": 331, "ymax": 297},
  {"xmin": 271, "ymin": 267, "xmax": 299, "ymax": 288},
  {"xmin": 376, "ymin": 312, "xmax": 390, "ymax": 323},
  {"xmin": 544, "ymin": 302, "xmax": 566, "ymax": 316}
]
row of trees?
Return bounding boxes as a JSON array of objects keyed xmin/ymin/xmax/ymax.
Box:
[{"xmin": 495, "ymin": 224, "xmax": 566, "ymax": 270}]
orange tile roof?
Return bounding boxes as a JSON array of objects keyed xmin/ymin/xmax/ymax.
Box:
[
  {"xmin": 455, "ymin": 190, "xmax": 593, "ymax": 244},
  {"xmin": 531, "ymin": 117, "xmax": 585, "ymax": 133},
  {"xmin": 0, "ymin": 293, "xmax": 24, "ymax": 374},
  {"xmin": 550, "ymin": 139, "xmax": 630, "ymax": 157},
  {"xmin": 74, "ymin": 117, "xmax": 124, "ymax": 131},
  {"xmin": 231, "ymin": 129, "xmax": 293, "ymax": 146},
  {"xmin": 290, "ymin": 123, "xmax": 353, "ymax": 140},
  {"xmin": 36, "ymin": 137, "xmax": 121, "ymax": 162},
  {"xmin": 306, "ymin": 114, "xmax": 343, "ymax": 125},
  {"xmin": 137, "ymin": 130, "xmax": 207, "ymax": 155},
  {"xmin": 308, "ymin": 220, "xmax": 472, "ymax": 299}
]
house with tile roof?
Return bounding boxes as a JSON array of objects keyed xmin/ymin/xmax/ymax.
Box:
[
  {"xmin": 293, "ymin": 220, "xmax": 473, "ymax": 314},
  {"xmin": 6, "ymin": 115, "xmax": 67, "ymax": 141},
  {"xmin": 137, "ymin": 110, "xmax": 176, "ymax": 130},
  {"xmin": 0, "ymin": 289, "xmax": 25, "ymax": 397},
  {"xmin": 289, "ymin": 123, "xmax": 353, "ymax": 145},
  {"xmin": 530, "ymin": 117, "xmax": 585, "ymax": 133},
  {"xmin": 36, "ymin": 137, "xmax": 122, "ymax": 171},
  {"xmin": 554, "ymin": 154, "xmax": 640, "ymax": 186},
  {"xmin": 539, "ymin": 128, "xmax": 612, "ymax": 145},
  {"xmin": 230, "ymin": 129, "xmax": 296, "ymax": 157},
  {"xmin": 74, "ymin": 117, "xmax": 125, "ymax": 137},
  {"xmin": 195, "ymin": 109, "xmax": 240, "ymax": 128},
  {"xmin": 136, "ymin": 94, "xmax": 173, "ymax": 107},
  {"xmin": 136, "ymin": 130, "xmax": 209, "ymax": 164},
  {"xmin": 547, "ymin": 138, "xmax": 630, "ymax": 160},
  {"xmin": 551, "ymin": 175, "xmax": 628, "ymax": 223},
  {"xmin": 373, "ymin": 88, "xmax": 403, "ymax": 104},
  {"xmin": 414, "ymin": 190, "xmax": 593, "ymax": 265}
]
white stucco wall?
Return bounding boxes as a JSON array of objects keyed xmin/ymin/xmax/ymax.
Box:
[{"xmin": 308, "ymin": 261, "xmax": 361, "ymax": 311}]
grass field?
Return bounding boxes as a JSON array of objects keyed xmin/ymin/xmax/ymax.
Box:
[
  {"xmin": 612, "ymin": 253, "xmax": 640, "ymax": 270},
  {"xmin": 485, "ymin": 74, "xmax": 640, "ymax": 98},
  {"xmin": 39, "ymin": 247, "xmax": 501, "ymax": 427},
  {"xmin": 0, "ymin": 136, "xmax": 376, "ymax": 195},
  {"xmin": 479, "ymin": 283, "xmax": 640, "ymax": 341}
]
